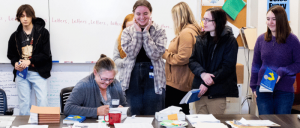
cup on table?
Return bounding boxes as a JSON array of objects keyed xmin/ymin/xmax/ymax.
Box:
[{"xmin": 104, "ymin": 110, "xmax": 121, "ymax": 125}]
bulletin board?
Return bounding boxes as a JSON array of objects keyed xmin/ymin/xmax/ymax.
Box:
[{"xmin": 201, "ymin": 0, "xmax": 247, "ymax": 47}]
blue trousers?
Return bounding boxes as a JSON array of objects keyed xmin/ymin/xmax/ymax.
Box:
[
  {"xmin": 256, "ymin": 86, "xmax": 294, "ymax": 115},
  {"xmin": 16, "ymin": 71, "xmax": 48, "ymax": 115},
  {"xmin": 126, "ymin": 62, "xmax": 165, "ymax": 115}
]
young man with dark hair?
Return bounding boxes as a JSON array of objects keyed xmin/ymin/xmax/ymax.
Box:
[{"xmin": 7, "ymin": 4, "xmax": 52, "ymax": 115}]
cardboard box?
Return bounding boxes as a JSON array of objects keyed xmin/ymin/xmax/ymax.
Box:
[{"xmin": 236, "ymin": 63, "xmax": 244, "ymax": 84}]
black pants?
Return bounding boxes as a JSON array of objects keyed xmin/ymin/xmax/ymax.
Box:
[
  {"xmin": 126, "ymin": 62, "xmax": 165, "ymax": 115},
  {"xmin": 165, "ymin": 85, "xmax": 190, "ymax": 114}
]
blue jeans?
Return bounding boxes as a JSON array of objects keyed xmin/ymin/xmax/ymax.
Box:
[
  {"xmin": 256, "ymin": 86, "xmax": 294, "ymax": 115},
  {"xmin": 16, "ymin": 71, "xmax": 48, "ymax": 115},
  {"xmin": 126, "ymin": 62, "xmax": 165, "ymax": 115}
]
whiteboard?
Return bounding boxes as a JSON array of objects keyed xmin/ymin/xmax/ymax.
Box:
[
  {"xmin": 0, "ymin": 0, "xmax": 198, "ymax": 62},
  {"xmin": 0, "ymin": 0, "xmax": 49, "ymax": 63}
]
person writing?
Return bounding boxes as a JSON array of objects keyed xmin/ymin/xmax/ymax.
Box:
[{"xmin": 64, "ymin": 54, "xmax": 127, "ymax": 118}]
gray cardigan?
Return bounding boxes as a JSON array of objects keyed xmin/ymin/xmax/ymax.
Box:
[
  {"xmin": 113, "ymin": 40, "xmax": 125, "ymax": 81},
  {"xmin": 64, "ymin": 73, "xmax": 127, "ymax": 118}
]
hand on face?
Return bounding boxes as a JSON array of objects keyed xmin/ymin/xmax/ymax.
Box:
[
  {"xmin": 143, "ymin": 17, "xmax": 152, "ymax": 32},
  {"xmin": 133, "ymin": 19, "xmax": 142, "ymax": 32}
]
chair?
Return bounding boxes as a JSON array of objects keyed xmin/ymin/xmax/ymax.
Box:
[
  {"xmin": 60, "ymin": 86, "xmax": 74, "ymax": 115},
  {"xmin": 0, "ymin": 89, "xmax": 13, "ymax": 115}
]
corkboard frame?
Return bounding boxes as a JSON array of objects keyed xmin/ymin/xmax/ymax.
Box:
[{"xmin": 201, "ymin": 0, "xmax": 247, "ymax": 47}]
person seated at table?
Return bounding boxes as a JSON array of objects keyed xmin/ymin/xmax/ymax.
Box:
[{"xmin": 64, "ymin": 54, "xmax": 127, "ymax": 118}]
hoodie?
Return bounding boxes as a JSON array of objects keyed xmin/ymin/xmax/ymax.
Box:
[
  {"xmin": 7, "ymin": 17, "xmax": 52, "ymax": 81},
  {"xmin": 189, "ymin": 26, "xmax": 239, "ymax": 99}
]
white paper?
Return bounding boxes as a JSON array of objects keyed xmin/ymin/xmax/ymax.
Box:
[
  {"xmin": 123, "ymin": 117, "xmax": 154, "ymax": 124},
  {"xmin": 0, "ymin": 116, "xmax": 15, "ymax": 127},
  {"xmin": 159, "ymin": 106, "xmax": 182, "ymax": 114},
  {"xmin": 196, "ymin": 122, "xmax": 228, "ymax": 128},
  {"xmin": 73, "ymin": 123, "xmax": 109, "ymax": 128},
  {"xmin": 202, "ymin": 0, "xmax": 224, "ymax": 6},
  {"xmin": 109, "ymin": 107, "xmax": 129, "ymax": 115},
  {"xmin": 114, "ymin": 123, "xmax": 153, "ymax": 128},
  {"xmin": 186, "ymin": 114, "xmax": 220, "ymax": 127},
  {"xmin": 17, "ymin": 125, "xmax": 48, "ymax": 128},
  {"xmin": 259, "ymin": 85, "xmax": 273, "ymax": 92},
  {"xmin": 28, "ymin": 113, "xmax": 38, "ymax": 123},
  {"xmin": 231, "ymin": 118, "xmax": 279, "ymax": 127},
  {"xmin": 226, "ymin": 21, "xmax": 240, "ymax": 38}
]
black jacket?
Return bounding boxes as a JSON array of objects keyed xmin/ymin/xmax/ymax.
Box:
[
  {"xmin": 189, "ymin": 26, "xmax": 238, "ymax": 99},
  {"xmin": 7, "ymin": 18, "xmax": 52, "ymax": 81}
]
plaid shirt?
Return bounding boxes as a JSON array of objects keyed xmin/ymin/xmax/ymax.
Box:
[{"xmin": 120, "ymin": 22, "xmax": 167, "ymax": 94}]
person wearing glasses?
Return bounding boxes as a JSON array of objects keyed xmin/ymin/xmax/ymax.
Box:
[
  {"xmin": 64, "ymin": 54, "xmax": 127, "ymax": 118},
  {"xmin": 189, "ymin": 7, "xmax": 238, "ymax": 114}
]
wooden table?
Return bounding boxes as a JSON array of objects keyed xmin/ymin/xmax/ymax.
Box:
[
  {"xmin": 7, "ymin": 114, "xmax": 260, "ymax": 128},
  {"xmin": 259, "ymin": 114, "xmax": 300, "ymax": 128}
]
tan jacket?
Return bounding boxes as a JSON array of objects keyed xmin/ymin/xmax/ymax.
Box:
[{"xmin": 162, "ymin": 24, "xmax": 201, "ymax": 92}]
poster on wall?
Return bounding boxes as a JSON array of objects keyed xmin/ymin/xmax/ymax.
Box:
[
  {"xmin": 267, "ymin": 0, "xmax": 290, "ymax": 21},
  {"xmin": 202, "ymin": 0, "xmax": 224, "ymax": 6}
]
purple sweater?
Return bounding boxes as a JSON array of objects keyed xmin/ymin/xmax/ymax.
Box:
[{"xmin": 250, "ymin": 33, "xmax": 300, "ymax": 93}]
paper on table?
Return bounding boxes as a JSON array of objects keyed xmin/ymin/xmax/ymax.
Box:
[
  {"xmin": 186, "ymin": 114, "xmax": 220, "ymax": 127},
  {"xmin": 109, "ymin": 107, "xmax": 129, "ymax": 115},
  {"xmin": 228, "ymin": 118, "xmax": 280, "ymax": 127},
  {"xmin": 0, "ymin": 116, "xmax": 16, "ymax": 127},
  {"xmin": 196, "ymin": 122, "xmax": 228, "ymax": 128},
  {"xmin": 159, "ymin": 106, "xmax": 182, "ymax": 115},
  {"xmin": 28, "ymin": 113, "xmax": 38, "ymax": 123},
  {"xmin": 123, "ymin": 117, "xmax": 154, "ymax": 124},
  {"xmin": 226, "ymin": 21, "xmax": 240, "ymax": 38},
  {"xmin": 73, "ymin": 123, "xmax": 109, "ymax": 128},
  {"xmin": 114, "ymin": 123, "xmax": 153, "ymax": 128},
  {"xmin": 13, "ymin": 125, "xmax": 48, "ymax": 128}
]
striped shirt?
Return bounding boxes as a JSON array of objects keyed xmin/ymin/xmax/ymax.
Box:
[{"xmin": 120, "ymin": 22, "xmax": 167, "ymax": 94}]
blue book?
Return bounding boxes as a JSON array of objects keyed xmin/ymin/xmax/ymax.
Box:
[
  {"xmin": 180, "ymin": 89, "xmax": 201, "ymax": 104},
  {"xmin": 259, "ymin": 67, "xmax": 278, "ymax": 92},
  {"xmin": 16, "ymin": 62, "xmax": 28, "ymax": 79},
  {"xmin": 63, "ymin": 115, "xmax": 86, "ymax": 124}
]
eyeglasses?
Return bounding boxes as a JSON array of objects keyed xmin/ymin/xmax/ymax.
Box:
[
  {"xmin": 98, "ymin": 74, "xmax": 114, "ymax": 82},
  {"xmin": 202, "ymin": 18, "xmax": 215, "ymax": 22}
]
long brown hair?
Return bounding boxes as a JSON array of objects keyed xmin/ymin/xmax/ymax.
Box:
[
  {"xmin": 118, "ymin": 14, "xmax": 134, "ymax": 58},
  {"xmin": 201, "ymin": 7, "xmax": 227, "ymax": 43},
  {"xmin": 264, "ymin": 5, "xmax": 291, "ymax": 44},
  {"xmin": 171, "ymin": 2, "xmax": 201, "ymax": 35}
]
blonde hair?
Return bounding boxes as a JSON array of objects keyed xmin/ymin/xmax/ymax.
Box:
[
  {"xmin": 94, "ymin": 54, "xmax": 117, "ymax": 74},
  {"xmin": 171, "ymin": 2, "xmax": 201, "ymax": 35}
]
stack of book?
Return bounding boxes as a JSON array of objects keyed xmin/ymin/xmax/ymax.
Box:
[{"xmin": 30, "ymin": 105, "xmax": 60, "ymax": 123}]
